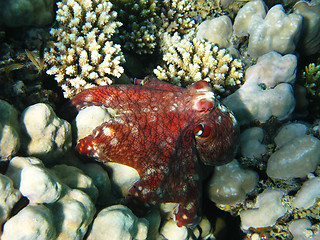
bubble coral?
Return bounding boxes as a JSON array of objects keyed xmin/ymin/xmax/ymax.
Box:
[
  {"xmin": 45, "ymin": 0, "xmax": 125, "ymax": 98},
  {"xmin": 154, "ymin": 32, "xmax": 244, "ymax": 97}
]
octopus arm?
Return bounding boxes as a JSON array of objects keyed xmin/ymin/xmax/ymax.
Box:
[
  {"xmin": 69, "ymin": 85, "xmax": 127, "ymax": 111},
  {"xmin": 76, "ymin": 119, "xmax": 169, "ymax": 199},
  {"xmin": 162, "ymin": 129, "xmax": 202, "ymax": 228}
]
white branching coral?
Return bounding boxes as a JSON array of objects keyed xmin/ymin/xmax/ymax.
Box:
[
  {"xmin": 45, "ymin": 0, "xmax": 125, "ymax": 98},
  {"xmin": 154, "ymin": 32, "xmax": 244, "ymax": 96}
]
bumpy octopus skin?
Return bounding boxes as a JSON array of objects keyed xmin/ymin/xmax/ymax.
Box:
[{"xmin": 70, "ymin": 76, "xmax": 239, "ymax": 228}]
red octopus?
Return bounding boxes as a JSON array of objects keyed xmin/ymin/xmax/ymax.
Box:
[{"xmin": 70, "ymin": 76, "xmax": 239, "ymax": 228}]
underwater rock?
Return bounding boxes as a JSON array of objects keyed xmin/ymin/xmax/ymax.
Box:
[
  {"xmin": 160, "ymin": 219, "xmax": 188, "ymax": 240},
  {"xmin": 196, "ymin": 15, "xmax": 233, "ymax": 49},
  {"xmin": 240, "ymin": 189, "xmax": 287, "ymax": 230},
  {"xmin": 79, "ymin": 163, "xmax": 114, "ymax": 206},
  {"xmin": 288, "ymin": 219, "xmax": 319, "ymax": 239},
  {"xmin": 19, "ymin": 164, "xmax": 63, "ymax": 204},
  {"xmin": 51, "ymin": 164, "xmax": 99, "ymax": 203},
  {"xmin": 294, "ymin": 0, "xmax": 320, "ymax": 55},
  {"xmin": 0, "ymin": 174, "xmax": 21, "ymax": 226},
  {"xmin": 73, "ymin": 106, "xmax": 112, "ymax": 142},
  {"xmin": 5, "ymin": 156, "xmax": 44, "ymax": 189},
  {"xmin": 233, "ymin": 0, "xmax": 267, "ymax": 38},
  {"xmin": 240, "ymin": 127, "xmax": 267, "ymax": 158},
  {"xmin": 87, "ymin": 204, "xmax": 148, "ymax": 240},
  {"xmin": 20, "ymin": 103, "xmax": 72, "ymax": 165},
  {"xmin": 47, "ymin": 189, "xmax": 96, "ymax": 240},
  {"xmin": 0, "ymin": 0, "xmax": 55, "ymax": 28},
  {"xmin": 1, "ymin": 205, "xmax": 56, "ymax": 240},
  {"xmin": 293, "ymin": 176, "xmax": 320, "ymax": 209},
  {"xmin": 0, "ymin": 100, "xmax": 20, "ymax": 161},
  {"xmin": 223, "ymin": 51, "xmax": 297, "ymax": 125},
  {"xmin": 274, "ymin": 123, "xmax": 308, "ymax": 148},
  {"xmin": 104, "ymin": 162, "xmax": 140, "ymax": 197},
  {"xmin": 192, "ymin": 217, "xmax": 213, "ymax": 239},
  {"xmin": 234, "ymin": 0, "xmax": 302, "ymax": 58},
  {"xmin": 267, "ymin": 135, "xmax": 320, "ymax": 179},
  {"xmin": 208, "ymin": 160, "xmax": 259, "ymax": 205},
  {"xmin": 248, "ymin": 4, "xmax": 302, "ymax": 58}
]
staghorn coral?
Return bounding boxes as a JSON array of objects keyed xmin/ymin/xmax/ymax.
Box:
[
  {"xmin": 154, "ymin": 32, "xmax": 244, "ymax": 97},
  {"xmin": 45, "ymin": 0, "xmax": 125, "ymax": 98},
  {"xmin": 160, "ymin": 0, "xmax": 196, "ymax": 35},
  {"xmin": 110, "ymin": 0, "xmax": 161, "ymax": 55},
  {"xmin": 160, "ymin": 0, "xmax": 247, "ymax": 36},
  {"xmin": 303, "ymin": 62, "xmax": 320, "ymax": 99}
]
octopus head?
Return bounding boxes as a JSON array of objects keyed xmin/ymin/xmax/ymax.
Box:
[
  {"xmin": 188, "ymin": 81, "xmax": 239, "ymax": 166},
  {"xmin": 193, "ymin": 102, "xmax": 239, "ymax": 165}
]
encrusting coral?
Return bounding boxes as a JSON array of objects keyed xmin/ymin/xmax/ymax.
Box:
[
  {"xmin": 154, "ymin": 31, "xmax": 244, "ymax": 97},
  {"xmin": 110, "ymin": 0, "xmax": 160, "ymax": 55},
  {"xmin": 45, "ymin": 0, "xmax": 125, "ymax": 98}
]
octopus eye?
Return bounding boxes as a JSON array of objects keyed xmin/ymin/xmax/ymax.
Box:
[{"xmin": 194, "ymin": 123, "xmax": 211, "ymax": 138}]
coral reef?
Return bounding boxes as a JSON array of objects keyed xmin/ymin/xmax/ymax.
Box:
[
  {"xmin": 110, "ymin": 0, "xmax": 161, "ymax": 55},
  {"xmin": 154, "ymin": 32, "xmax": 244, "ymax": 97},
  {"xmin": 0, "ymin": 0, "xmax": 55, "ymax": 28},
  {"xmin": 1, "ymin": 0, "xmax": 320, "ymax": 238},
  {"xmin": 223, "ymin": 122, "xmax": 320, "ymax": 239},
  {"xmin": 19, "ymin": 164, "xmax": 63, "ymax": 204},
  {"xmin": 160, "ymin": 0, "xmax": 196, "ymax": 35},
  {"xmin": 45, "ymin": 0, "xmax": 125, "ymax": 98}
]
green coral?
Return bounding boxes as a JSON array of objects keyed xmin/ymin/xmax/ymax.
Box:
[
  {"xmin": 303, "ymin": 63, "xmax": 320, "ymax": 99},
  {"xmin": 110, "ymin": 0, "xmax": 161, "ymax": 55}
]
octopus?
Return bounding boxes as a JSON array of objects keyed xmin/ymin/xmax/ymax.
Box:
[{"xmin": 69, "ymin": 76, "xmax": 239, "ymax": 228}]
